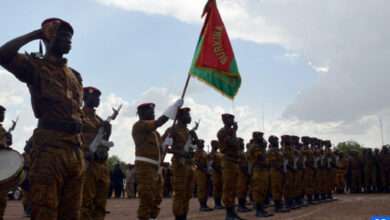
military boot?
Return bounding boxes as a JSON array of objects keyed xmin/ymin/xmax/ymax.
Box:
[
  {"xmin": 237, "ymin": 200, "xmax": 252, "ymax": 212},
  {"xmin": 175, "ymin": 215, "xmax": 185, "ymax": 220},
  {"xmin": 23, "ymin": 205, "xmax": 31, "ymax": 217},
  {"xmin": 313, "ymin": 193, "xmax": 320, "ymax": 204},
  {"xmin": 226, "ymin": 206, "xmax": 247, "ymax": 220},
  {"xmin": 255, "ymin": 204, "xmax": 274, "ymax": 217},
  {"xmin": 200, "ymin": 201, "xmax": 214, "ymax": 211},
  {"xmin": 307, "ymin": 194, "xmax": 314, "ymax": 205},
  {"xmin": 215, "ymin": 198, "xmax": 225, "ymax": 209},
  {"xmin": 285, "ymin": 200, "xmax": 293, "ymax": 211},
  {"xmin": 300, "ymin": 195, "xmax": 308, "ymax": 207},
  {"xmin": 327, "ymin": 193, "xmax": 337, "ymax": 201},
  {"xmin": 275, "ymin": 200, "xmax": 289, "ymax": 213},
  {"xmin": 321, "ymin": 193, "xmax": 328, "ymax": 202}
]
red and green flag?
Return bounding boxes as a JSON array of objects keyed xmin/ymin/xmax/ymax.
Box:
[{"xmin": 189, "ymin": 0, "xmax": 241, "ymax": 99}]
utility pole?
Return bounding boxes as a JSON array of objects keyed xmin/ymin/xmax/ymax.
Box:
[
  {"xmin": 379, "ymin": 116, "xmax": 384, "ymax": 146},
  {"xmin": 262, "ymin": 104, "xmax": 265, "ymax": 132}
]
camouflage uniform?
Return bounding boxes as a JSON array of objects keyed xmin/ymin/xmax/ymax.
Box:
[
  {"xmin": 163, "ymin": 123, "xmax": 194, "ymax": 217},
  {"xmin": 249, "ymin": 143, "xmax": 269, "ymax": 207},
  {"xmin": 194, "ymin": 148, "xmax": 210, "ymax": 202},
  {"xmin": 304, "ymin": 147, "xmax": 315, "ymax": 201},
  {"xmin": 210, "ymin": 150, "xmax": 223, "ymax": 204},
  {"xmin": 268, "ymin": 146, "xmax": 284, "ymax": 206},
  {"xmin": 236, "ymin": 149, "xmax": 249, "ymax": 203},
  {"xmin": 0, "ymin": 124, "xmax": 8, "ymax": 220},
  {"xmin": 363, "ymin": 153, "xmax": 377, "ymax": 190},
  {"xmin": 132, "ymin": 120, "xmax": 164, "ymax": 220},
  {"xmin": 80, "ymin": 107, "xmax": 110, "ymax": 220},
  {"xmin": 336, "ymin": 157, "xmax": 348, "ymax": 192},
  {"xmin": 348, "ymin": 154, "xmax": 362, "ymax": 193},
  {"xmin": 283, "ymin": 145, "xmax": 295, "ymax": 207},
  {"xmin": 378, "ymin": 151, "xmax": 390, "ymax": 190},
  {"xmin": 3, "ymin": 53, "xmax": 85, "ymax": 220},
  {"xmin": 217, "ymin": 126, "xmax": 239, "ymax": 208}
]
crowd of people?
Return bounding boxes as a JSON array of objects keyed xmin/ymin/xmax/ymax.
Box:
[{"xmin": 0, "ymin": 18, "xmax": 390, "ymax": 220}]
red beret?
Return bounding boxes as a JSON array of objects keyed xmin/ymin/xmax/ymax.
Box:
[
  {"xmin": 0, "ymin": 105, "xmax": 5, "ymax": 112},
  {"xmin": 222, "ymin": 113, "xmax": 234, "ymax": 119},
  {"xmin": 291, "ymin": 136, "xmax": 300, "ymax": 141},
  {"xmin": 42, "ymin": 18, "xmax": 74, "ymax": 35},
  {"xmin": 252, "ymin": 131, "xmax": 264, "ymax": 136},
  {"xmin": 198, "ymin": 139, "xmax": 205, "ymax": 143},
  {"xmin": 281, "ymin": 135, "xmax": 290, "ymax": 139},
  {"xmin": 137, "ymin": 103, "xmax": 155, "ymax": 111},
  {"xmin": 179, "ymin": 107, "xmax": 191, "ymax": 113},
  {"xmin": 83, "ymin": 86, "xmax": 101, "ymax": 96},
  {"xmin": 268, "ymin": 135, "xmax": 278, "ymax": 141}
]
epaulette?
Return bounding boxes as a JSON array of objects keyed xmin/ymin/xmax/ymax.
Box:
[{"xmin": 30, "ymin": 52, "xmax": 43, "ymax": 59}]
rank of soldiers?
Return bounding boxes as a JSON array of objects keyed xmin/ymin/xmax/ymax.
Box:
[{"xmin": 1, "ymin": 18, "xmax": 390, "ymax": 220}]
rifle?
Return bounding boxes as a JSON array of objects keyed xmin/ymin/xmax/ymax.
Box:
[
  {"xmin": 89, "ymin": 104, "xmax": 122, "ymax": 153},
  {"xmin": 3, "ymin": 116, "xmax": 18, "ymax": 147},
  {"xmin": 179, "ymin": 119, "xmax": 200, "ymax": 165}
]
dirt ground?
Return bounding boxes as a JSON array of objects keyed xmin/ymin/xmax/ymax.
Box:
[{"xmin": 4, "ymin": 193, "xmax": 390, "ymax": 219}]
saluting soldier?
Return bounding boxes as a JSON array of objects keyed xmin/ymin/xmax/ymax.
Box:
[
  {"xmin": 22, "ymin": 138, "xmax": 33, "ymax": 217},
  {"xmin": 210, "ymin": 140, "xmax": 224, "ymax": 209},
  {"xmin": 162, "ymin": 107, "xmax": 198, "ymax": 220},
  {"xmin": 80, "ymin": 87, "xmax": 112, "ymax": 220},
  {"xmin": 250, "ymin": 132, "xmax": 273, "ymax": 217},
  {"xmin": 217, "ymin": 113, "xmax": 245, "ymax": 220},
  {"xmin": 132, "ymin": 99, "xmax": 183, "ymax": 220},
  {"xmin": 236, "ymin": 138, "xmax": 251, "ymax": 212},
  {"xmin": 0, "ymin": 105, "xmax": 13, "ymax": 220},
  {"xmin": 194, "ymin": 139, "xmax": 213, "ymax": 211},
  {"xmin": 0, "ymin": 18, "xmax": 86, "ymax": 219}
]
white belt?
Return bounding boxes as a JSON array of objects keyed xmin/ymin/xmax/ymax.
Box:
[{"xmin": 135, "ymin": 156, "xmax": 160, "ymax": 166}]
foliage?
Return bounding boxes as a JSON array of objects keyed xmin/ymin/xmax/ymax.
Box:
[
  {"xmin": 334, "ymin": 140, "xmax": 364, "ymax": 156},
  {"xmin": 107, "ymin": 155, "xmax": 128, "ymax": 171}
]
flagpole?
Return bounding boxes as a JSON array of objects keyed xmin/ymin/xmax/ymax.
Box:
[{"xmin": 161, "ymin": 75, "xmax": 191, "ymax": 165}]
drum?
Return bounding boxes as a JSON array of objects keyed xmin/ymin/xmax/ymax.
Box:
[{"xmin": 0, "ymin": 149, "xmax": 26, "ymax": 193}]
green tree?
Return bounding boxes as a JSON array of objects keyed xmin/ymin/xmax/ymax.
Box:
[
  {"xmin": 107, "ymin": 155, "xmax": 128, "ymax": 171},
  {"xmin": 334, "ymin": 140, "xmax": 364, "ymax": 156}
]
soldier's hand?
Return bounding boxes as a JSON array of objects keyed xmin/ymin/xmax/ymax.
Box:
[
  {"xmin": 41, "ymin": 20, "xmax": 61, "ymax": 40},
  {"xmin": 232, "ymin": 122, "xmax": 238, "ymax": 131}
]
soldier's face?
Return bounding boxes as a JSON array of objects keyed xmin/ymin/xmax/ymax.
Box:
[
  {"xmin": 223, "ymin": 117, "xmax": 234, "ymax": 126},
  {"xmin": 198, "ymin": 141, "xmax": 205, "ymax": 149},
  {"xmin": 0, "ymin": 111, "xmax": 4, "ymax": 122},
  {"xmin": 211, "ymin": 142, "xmax": 218, "ymax": 149},
  {"xmin": 179, "ymin": 112, "xmax": 191, "ymax": 124},
  {"xmin": 84, "ymin": 93, "xmax": 100, "ymax": 108},
  {"xmin": 48, "ymin": 29, "xmax": 72, "ymax": 55},
  {"xmin": 141, "ymin": 108, "xmax": 155, "ymax": 120},
  {"xmin": 269, "ymin": 139, "xmax": 278, "ymax": 147}
]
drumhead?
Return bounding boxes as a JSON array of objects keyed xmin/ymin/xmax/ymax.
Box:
[{"xmin": 0, "ymin": 149, "xmax": 23, "ymax": 181}]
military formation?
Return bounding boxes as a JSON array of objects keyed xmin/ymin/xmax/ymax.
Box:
[{"xmin": 0, "ymin": 18, "xmax": 390, "ymax": 220}]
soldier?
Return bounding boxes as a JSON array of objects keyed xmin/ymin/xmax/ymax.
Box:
[
  {"xmin": 132, "ymin": 99, "xmax": 183, "ymax": 220},
  {"xmin": 125, "ymin": 164, "xmax": 136, "ymax": 198},
  {"xmin": 319, "ymin": 140, "xmax": 328, "ymax": 202},
  {"xmin": 281, "ymin": 135, "xmax": 295, "ymax": 211},
  {"xmin": 335, "ymin": 151, "xmax": 347, "ymax": 194},
  {"xmin": 267, "ymin": 135, "xmax": 288, "ymax": 212},
  {"xmin": 194, "ymin": 139, "xmax": 213, "ymax": 211},
  {"xmin": 236, "ymin": 138, "xmax": 251, "ymax": 212},
  {"xmin": 80, "ymin": 86, "xmax": 112, "ymax": 220},
  {"xmin": 311, "ymin": 138, "xmax": 321, "ymax": 204},
  {"xmin": 249, "ymin": 132, "xmax": 273, "ymax": 217},
  {"xmin": 348, "ymin": 150, "xmax": 363, "ymax": 193},
  {"xmin": 363, "ymin": 148, "xmax": 377, "ymax": 193},
  {"xmin": 210, "ymin": 140, "xmax": 224, "ymax": 209},
  {"xmin": 0, "ymin": 105, "xmax": 13, "ymax": 220},
  {"xmin": 217, "ymin": 113, "xmax": 245, "ymax": 220},
  {"xmin": 291, "ymin": 136, "xmax": 304, "ymax": 208},
  {"xmin": 374, "ymin": 148, "xmax": 382, "ymax": 192},
  {"xmin": 0, "ymin": 18, "xmax": 86, "ymax": 219},
  {"xmin": 325, "ymin": 140, "xmax": 336, "ymax": 201},
  {"xmin": 22, "ymin": 138, "xmax": 33, "ymax": 217},
  {"xmin": 302, "ymin": 136, "xmax": 315, "ymax": 205},
  {"xmin": 162, "ymin": 107, "xmax": 197, "ymax": 220},
  {"xmin": 112, "ymin": 163, "xmax": 124, "ymax": 198},
  {"xmin": 378, "ymin": 146, "xmax": 390, "ymax": 193}
]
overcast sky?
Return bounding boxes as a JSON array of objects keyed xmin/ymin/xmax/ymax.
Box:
[{"xmin": 1, "ymin": 0, "xmax": 389, "ymax": 162}]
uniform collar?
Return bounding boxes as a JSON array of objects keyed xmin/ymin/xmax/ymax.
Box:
[
  {"xmin": 83, "ymin": 106, "xmax": 96, "ymax": 115},
  {"xmin": 44, "ymin": 54, "xmax": 68, "ymax": 67}
]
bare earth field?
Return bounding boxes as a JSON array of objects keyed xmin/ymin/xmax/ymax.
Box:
[{"xmin": 4, "ymin": 194, "xmax": 390, "ymax": 219}]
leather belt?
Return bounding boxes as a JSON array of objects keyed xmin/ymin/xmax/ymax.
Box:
[
  {"xmin": 223, "ymin": 153, "xmax": 239, "ymax": 159},
  {"xmin": 38, "ymin": 118, "xmax": 82, "ymax": 134}
]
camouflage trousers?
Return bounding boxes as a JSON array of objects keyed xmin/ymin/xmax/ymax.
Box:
[
  {"xmin": 270, "ymin": 169, "xmax": 283, "ymax": 202},
  {"xmin": 252, "ymin": 168, "xmax": 269, "ymax": 206},
  {"xmin": 364, "ymin": 168, "xmax": 377, "ymax": 188},
  {"xmin": 29, "ymin": 130, "xmax": 85, "ymax": 220},
  {"xmin": 0, "ymin": 193, "xmax": 7, "ymax": 220},
  {"xmin": 212, "ymin": 170, "xmax": 222, "ymax": 200},
  {"xmin": 80, "ymin": 160, "xmax": 110, "ymax": 220},
  {"xmin": 222, "ymin": 159, "xmax": 238, "ymax": 207},
  {"xmin": 135, "ymin": 161, "xmax": 163, "ymax": 220},
  {"xmin": 351, "ymin": 169, "xmax": 362, "ymax": 192},
  {"xmin": 196, "ymin": 170, "xmax": 210, "ymax": 202},
  {"xmin": 283, "ymin": 169, "xmax": 295, "ymax": 202},
  {"xmin": 172, "ymin": 161, "xmax": 194, "ymax": 216},
  {"xmin": 305, "ymin": 167, "xmax": 315, "ymax": 196},
  {"xmin": 381, "ymin": 168, "xmax": 390, "ymax": 188},
  {"xmin": 236, "ymin": 169, "xmax": 248, "ymax": 201},
  {"xmin": 294, "ymin": 169, "xmax": 304, "ymax": 198},
  {"xmin": 336, "ymin": 169, "xmax": 346, "ymax": 189}
]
